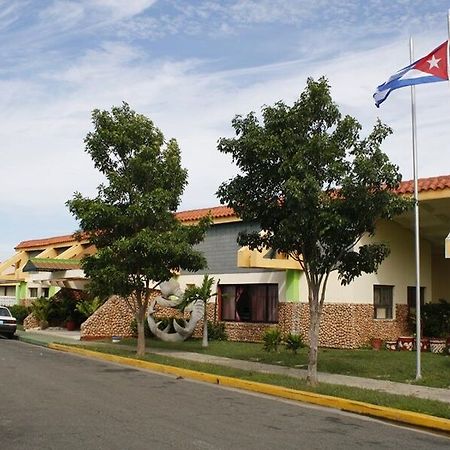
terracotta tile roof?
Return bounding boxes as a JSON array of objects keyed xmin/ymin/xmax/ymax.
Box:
[
  {"xmin": 15, "ymin": 233, "xmax": 85, "ymax": 250},
  {"xmin": 396, "ymin": 175, "xmax": 450, "ymax": 194},
  {"xmin": 23, "ymin": 258, "xmax": 81, "ymax": 272},
  {"xmin": 176, "ymin": 206, "xmax": 236, "ymax": 222},
  {"xmin": 13, "ymin": 175, "xmax": 450, "ymax": 250}
]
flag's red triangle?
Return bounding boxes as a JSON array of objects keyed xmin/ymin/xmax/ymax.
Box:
[{"xmin": 413, "ymin": 41, "xmax": 448, "ymax": 79}]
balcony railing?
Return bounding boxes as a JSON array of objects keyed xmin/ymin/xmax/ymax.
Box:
[{"xmin": 0, "ymin": 296, "xmax": 17, "ymax": 306}]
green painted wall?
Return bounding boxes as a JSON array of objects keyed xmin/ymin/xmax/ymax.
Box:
[
  {"xmin": 16, "ymin": 282, "xmax": 27, "ymax": 301},
  {"xmin": 49, "ymin": 286, "xmax": 59, "ymax": 297},
  {"xmin": 285, "ymin": 269, "xmax": 300, "ymax": 302}
]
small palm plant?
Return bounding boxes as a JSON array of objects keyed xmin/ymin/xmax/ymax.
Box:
[
  {"xmin": 182, "ymin": 275, "xmax": 217, "ymax": 348},
  {"xmin": 284, "ymin": 333, "xmax": 304, "ymax": 354},
  {"xmin": 262, "ymin": 327, "xmax": 283, "ymax": 352}
]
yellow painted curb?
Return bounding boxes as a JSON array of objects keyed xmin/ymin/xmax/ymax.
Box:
[{"xmin": 48, "ymin": 343, "xmax": 450, "ymax": 434}]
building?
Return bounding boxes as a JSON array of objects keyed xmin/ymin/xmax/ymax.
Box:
[
  {"xmin": 2, "ymin": 175, "xmax": 449, "ymax": 347},
  {"xmin": 0, "ymin": 234, "xmax": 94, "ymax": 306}
]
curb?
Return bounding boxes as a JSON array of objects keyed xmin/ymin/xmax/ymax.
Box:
[{"xmin": 48, "ymin": 343, "xmax": 450, "ymax": 434}]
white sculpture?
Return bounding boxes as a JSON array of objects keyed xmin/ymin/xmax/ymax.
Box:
[{"xmin": 147, "ymin": 279, "xmax": 204, "ymax": 342}]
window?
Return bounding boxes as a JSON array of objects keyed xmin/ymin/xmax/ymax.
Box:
[
  {"xmin": 28, "ymin": 288, "xmax": 38, "ymax": 298},
  {"xmin": 373, "ymin": 285, "xmax": 393, "ymax": 319},
  {"xmin": 407, "ymin": 286, "xmax": 425, "ymax": 314},
  {"xmin": 42, "ymin": 287, "xmax": 50, "ymax": 298},
  {"xmin": 220, "ymin": 284, "xmax": 278, "ymax": 323}
]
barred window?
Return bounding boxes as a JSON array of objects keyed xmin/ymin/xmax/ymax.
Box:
[{"xmin": 373, "ymin": 285, "xmax": 393, "ymax": 319}]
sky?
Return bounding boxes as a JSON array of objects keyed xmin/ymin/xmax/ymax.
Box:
[{"xmin": 1, "ymin": 0, "xmax": 450, "ymax": 260}]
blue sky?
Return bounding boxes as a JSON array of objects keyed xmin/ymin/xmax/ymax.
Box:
[{"xmin": 1, "ymin": 0, "xmax": 450, "ymax": 260}]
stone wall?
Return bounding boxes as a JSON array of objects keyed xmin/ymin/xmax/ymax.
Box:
[
  {"xmin": 23, "ymin": 313, "xmax": 39, "ymax": 329},
  {"xmin": 294, "ymin": 303, "xmax": 410, "ymax": 348},
  {"xmin": 218, "ymin": 302, "xmax": 410, "ymax": 348},
  {"xmin": 80, "ymin": 296, "xmax": 135, "ymax": 340},
  {"xmin": 80, "ymin": 292, "xmax": 198, "ymax": 340},
  {"xmin": 79, "ymin": 295, "xmax": 410, "ymax": 348}
]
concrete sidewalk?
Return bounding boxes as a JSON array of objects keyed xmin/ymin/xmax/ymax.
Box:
[{"xmin": 17, "ymin": 329, "xmax": 450, "ymax": 405}]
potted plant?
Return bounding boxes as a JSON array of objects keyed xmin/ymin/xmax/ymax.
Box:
[
  {"xmin": 385, "ymin": 340, "xmax": 397, "ymax": 351},
  {"xmin": 422, "ymin": 299, "xmax": 449, "ymax": 354},
  {"xmin": 370, "ymin": 337, "xmax": 383, "ymax": 351},
  {"xmin": 65, "ymin": 316, "xmax": 76, "ymax": 331},
  {"xmin": 397, "ymin": 336, "xmax": 414, "ymax": 351}
]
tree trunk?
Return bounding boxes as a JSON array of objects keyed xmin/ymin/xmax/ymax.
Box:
[
  {"xmin": 307, "ymin": 286, "xmax": 321, "ymax": 386},
  {"xmin": 136, "ymin": 310, "xmax": 146, "ymax": 357},
  {"xmin": 202, "ymin": 305, "xmax": 208, "ymax": 348}
]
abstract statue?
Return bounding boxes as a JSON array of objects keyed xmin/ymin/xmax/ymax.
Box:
[{"xmin": 147, "ymin": 279, "xmax": 204, "ymax": 342}]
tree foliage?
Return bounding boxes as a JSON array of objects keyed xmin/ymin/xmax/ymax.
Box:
[
  {"xmin": 217, "ymin": 78, "xmax": 411, "ymax": 384},
  {"xmin": 67, "ymin": 103, "xmax": 209, "ymax": 355}
]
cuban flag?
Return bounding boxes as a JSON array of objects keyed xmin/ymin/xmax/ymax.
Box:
[{"xmin": 374, "ymin": 40, "xmax": 449, "ymax": 107}]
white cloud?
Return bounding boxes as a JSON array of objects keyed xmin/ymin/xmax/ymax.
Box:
[
  {"xmin": 1, "ymin": 1, "xmax": 449, "ymax": 259},
  {"xmin": 87, "ymin": 0, "xmax": 157, "ymax": 20},
  {"xmin": 0, "ymin": 0, "xmax": 27, "ymax": 30},
  {"xmin": 38, "ymin": 1, "xmax": 85, "ymax": 29}
]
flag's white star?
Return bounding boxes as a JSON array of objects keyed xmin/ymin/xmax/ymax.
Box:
[{"xmin": 427, "ymin": 54, "xmax": 441, "ymax": 69}]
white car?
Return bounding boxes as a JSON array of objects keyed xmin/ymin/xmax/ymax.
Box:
[{"xmin": 0, "ymin": 306, "xmax": 17, "ymax": 338}]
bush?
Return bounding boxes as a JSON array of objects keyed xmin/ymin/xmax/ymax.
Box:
[
  {"xmin": 262, "ymin": 327, "xmax": 282, "ymax": 352},
  {"xmin": 207, "ymin": 321, "xmax": 227, "ymax": 341},
  {"xmin": 8, "ymin": 304, "xmax": 31, "ymax": 324},
  {"xmin": 130, "ymin": 318, "xmax": 152, "ymax": 338},
  {"xmin": 76, "ymin": 297, "xmax": 103, "ymax": 319},
  {"xmin": 30, "ymin": 297, "xmax": 52, "ymax": 324},
  {"xmin": 422, "ymin": 299, "xmax": 449, "ymax": 338},
  {"xmin": 284, "ymin": 333, "xmax": 304, "ymax": 354}
]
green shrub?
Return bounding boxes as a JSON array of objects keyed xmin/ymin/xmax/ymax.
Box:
[
  {"xmin": 422, "ymin": 299, "xmax": 449, "ymax": 338},
  {"xmin": 76, "ymin": 297, "xmax": 103, "ymax": 319},
  {"xmin": 207, "ymin": 321, "xmax": 227, "ymax": 341},
  {"xmin": 262, "ymin": 327, "xmax": 282, "ymax": 352},
  {"xmin": 284, "ymin": 333, "xmax": 304, "ymax": 354},
  {"xmin": 31, "ymin": 297, "xmax": 52, "ymax": 323},
  {"xmin": 8, "ymin": 304, "xmax": 31, "ymax": 324},
  {"xmin": 130, "ymin": 318, "xmax": 152, "ymax": 338}
]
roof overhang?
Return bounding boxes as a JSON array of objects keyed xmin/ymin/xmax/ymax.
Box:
[
  {"xmin": 238, "ymin": 246, "xmax": 301, "ymax": 270},
  {"xmin": 23, "ymin": 258, "xmax": 82, "ymax": 272},
  {"xmin": 28, "ymin": 269, "xmax": 87, "ymax": 290},
  {"xmin": 393, "ymin": 187, "xmax": 450, "ymax": 256}
]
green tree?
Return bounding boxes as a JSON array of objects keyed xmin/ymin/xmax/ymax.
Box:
[
  {"xmin": 67, "ymin": 103, "xmax": 209, "ymax": 357},
  {"xmin": 217, "ymin": 78, "xmax": 411, "ymax": 385}
]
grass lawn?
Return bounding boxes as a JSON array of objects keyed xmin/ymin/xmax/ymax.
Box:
[
  {"xmin": 77, "ymin": 342, "xmax": 450, "ymax": 420},
  {"xmin": 116, "ymin": 338, "xmax": 450, "ymax": 389}
]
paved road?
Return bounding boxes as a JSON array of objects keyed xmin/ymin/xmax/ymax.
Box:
[{"xmin": 1, "ymin": 340, "xmax": 448, "ymax": 450}]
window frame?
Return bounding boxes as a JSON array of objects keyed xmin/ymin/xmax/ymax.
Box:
[
  {"xmin": 28, "ymin": 287, "xmax": 39, "ymax": 298},
  {"xmin": 373, "ymin": 284, "xmax": 394, "ymax": 320},
  {"xmin": 219, "ymin": 283, "xmax": 279, "ymax": 324}
]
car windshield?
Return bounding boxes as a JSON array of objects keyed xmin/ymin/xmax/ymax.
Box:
[{"xmin": 0, "ymin": 307, "xmax": 11, "ymax": 317}]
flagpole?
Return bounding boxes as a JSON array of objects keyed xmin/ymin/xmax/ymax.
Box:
[
  {"xmin": 448, "ymin": 10, "xmax": 450, "ymax": 76},
  {"xmin": 409, "ymin": 36, "xmax": 421, "ymax": 381}
]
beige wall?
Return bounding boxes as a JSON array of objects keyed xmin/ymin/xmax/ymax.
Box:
[
  {"xmin": 431, "ymin": 254, "xmax": 450, "ymax": 300},
  {"xmin": 179, "ymin": 220, "xmax": 435, "ymax": 308},
  {"xmin": 299, "ymin": 220, "xmax": 432, "ymax": 305},
  {"xmin": 178, "ymin": 271, "xmax": 287, "ymax": 302}
]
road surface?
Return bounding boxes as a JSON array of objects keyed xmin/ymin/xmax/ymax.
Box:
[{"xmin": 0, "ymin": 340, "xmax": 448, "ymax": 449}]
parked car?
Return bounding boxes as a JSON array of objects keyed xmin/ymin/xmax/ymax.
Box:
[{"xmin": 0, "ymin": 306, "xmax": 17, "ymax": 338}]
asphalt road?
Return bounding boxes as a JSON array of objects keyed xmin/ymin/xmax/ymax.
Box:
[{"xmin": 0, "ymin": 340, "xmax": 448, "ymax": 450}]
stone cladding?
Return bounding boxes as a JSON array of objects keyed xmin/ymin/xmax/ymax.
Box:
[{"xmin": 220, "ymin": 302, "xmax": 410, "ymax": 348}]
